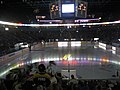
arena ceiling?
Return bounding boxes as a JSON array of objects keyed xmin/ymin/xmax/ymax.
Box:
[{"xmin": 0, "ymin": 0, "xmax": 120, "ymax": 22}]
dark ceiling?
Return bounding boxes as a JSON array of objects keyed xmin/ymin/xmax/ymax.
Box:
[{"xmin": 0, "ymin": 0, "xmax": 120, "ymax": 22}]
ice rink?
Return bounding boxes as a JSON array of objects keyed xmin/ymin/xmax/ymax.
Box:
[{"xmin": 0, "ymin": 41, "xmax": 120, "ymax": 79}]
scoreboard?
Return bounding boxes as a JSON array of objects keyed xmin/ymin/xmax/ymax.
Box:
[
  {"xmin": 61, "ymin": 0, "xmax": 75, "ymax": 18},
  {"xmin": 50, "ymin": 2, "xmax": 59, "ymax": 19},
  {"xmin": 76, "ymin": 1, "xmax": 87, "ymax": 18},
  {"xmin": 50, "ymin": 0, "xmax": 87, "ymax": 19}
]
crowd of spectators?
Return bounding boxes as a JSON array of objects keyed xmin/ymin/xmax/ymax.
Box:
[
  {"xmin": 0, "ymin": 61, "xmax": 120, "ymax": 90},
  {"xmin": 0, "ymin": 24, "xmax": 120, "ymax": 56},
  {"xmin": 0, "ymin": 27, "xmax": 44, "ymax": 56}
]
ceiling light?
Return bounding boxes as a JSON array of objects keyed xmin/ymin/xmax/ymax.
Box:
[{"xmin": 5, "ymin": 27, "xmax": 9, "ymax": 31}]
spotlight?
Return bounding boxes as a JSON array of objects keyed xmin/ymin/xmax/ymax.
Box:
[{"xmin": 5, "ymin": 27, "xmax": 9, "ymax": 31}]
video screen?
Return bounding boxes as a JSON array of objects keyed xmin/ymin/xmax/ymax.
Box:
[{"xmin": 62, "ymin": 4, "xmax": 75, "ymax": 13}]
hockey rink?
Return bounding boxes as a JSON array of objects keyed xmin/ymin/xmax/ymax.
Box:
[{"xmin": 0, "ymin": 41, "xmax": 120, "ymax": 79}]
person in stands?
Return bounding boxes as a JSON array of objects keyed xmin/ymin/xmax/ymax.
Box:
[
  {"xmin": 46, "ymin": 61, "xmax": 60, "ymax": 75},
  {"xmin": 0, "ymin": 79, "xmax": 7, "ymax": 90},
  {"xmin": 67, "ymin": 75, "xmax": 78, "ymax": 85},
  {"xmin": 24, "ymin": 64, "xmax": 51, "ymax": 90},
  {"xmin": 67, "ymin": 75, "xmax": 78, "ymax": 90}
]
